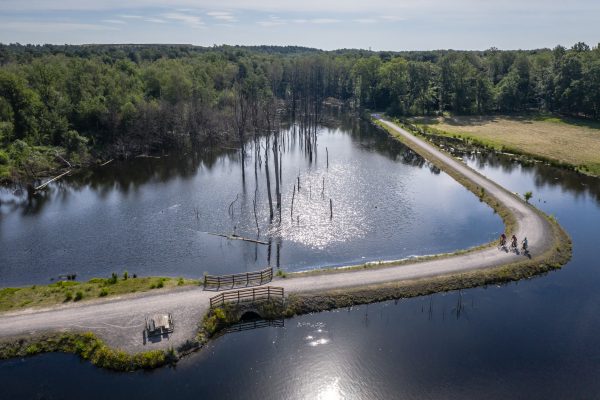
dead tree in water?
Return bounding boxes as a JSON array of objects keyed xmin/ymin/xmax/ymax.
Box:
[
  {"xmin": 233, "ymin": 81, "xmax": 249, "ymax": 184},
  {"xmin": 291, "ymin": 183, "xmax": 296, "ymax": 219},
  {"xmin": 273, "ymin": 131, "xmax": 281, "ymax": 213},
  {"xmin": 264, "ymin": 98, "xmax": 278, "ymax": 221},
  {"xmin": 264, "ymin": 136, "xmax": 274, "ymax": 221}
]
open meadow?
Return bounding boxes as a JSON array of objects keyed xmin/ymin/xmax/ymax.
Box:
[{"xmin": 411, "ymin": 115, "xmax": 600, "ymax": 176}]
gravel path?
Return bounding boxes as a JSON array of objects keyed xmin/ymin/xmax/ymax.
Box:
[{"xmin": 0, "ymin": 117, "xmax": 555, "ymax": 354}]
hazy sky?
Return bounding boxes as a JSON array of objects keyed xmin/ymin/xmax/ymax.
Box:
[{"xmin": 0, "ymin": 0, "xmax": 598, "ymax": 50}]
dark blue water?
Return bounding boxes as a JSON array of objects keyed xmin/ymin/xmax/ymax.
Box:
[
  {"xmin": 0, "ymin": 114, "xmax": 501, "ymax": 286},
  {"xmin": 2, "ymin": 124, "xmax": 600, "ymax": 399}
]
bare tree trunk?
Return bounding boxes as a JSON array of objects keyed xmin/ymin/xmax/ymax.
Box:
[
  {"xmin": 273, "ymin": 132, "xmax": 280, "ymax": 212},
  {"xmin": 265, "ymin": 137, "xmax": 274, "ymax": 221}
]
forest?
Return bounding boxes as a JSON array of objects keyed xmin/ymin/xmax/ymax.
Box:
[{"xmin": 1, "ymin": 42, "xmax": 599, "ymax": 182}]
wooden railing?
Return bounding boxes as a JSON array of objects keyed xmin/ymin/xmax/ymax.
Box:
[
  {"xmin": 209, "ymin": 286, "xmax": 284, "ymax": 308},
  {"xmin": 203, "ymin": 267, "xmax": 273, "ymax": 291}
]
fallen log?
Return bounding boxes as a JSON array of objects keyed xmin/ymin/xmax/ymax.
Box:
[
  {"xmin": 34, "ymin": 170, "xmax": 71, "ymax": 191},
  {"xmin": 135, "ymin": 154, "xmax": 161, "ymax": 159},
  {"xmin": 99, "ymin": 159, "xmax": 113, "ymax": 166},
  {"xmin": 207, "ymin": 232, "xmax": 269, "ymax": 245}
]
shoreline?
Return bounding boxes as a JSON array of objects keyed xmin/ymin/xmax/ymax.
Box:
[{"xmin": 0, "ymin": 115, "xmax": 572, "ymax": 371}]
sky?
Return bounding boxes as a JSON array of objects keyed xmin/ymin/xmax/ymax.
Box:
[{"xmin": 0, "ymin": 0, "xmax": 599, "ymax": 51}]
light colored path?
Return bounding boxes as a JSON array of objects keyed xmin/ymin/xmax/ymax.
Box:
[{"xmin": 0, "ymin": 117, "xmax": 554, "ymax": 354}]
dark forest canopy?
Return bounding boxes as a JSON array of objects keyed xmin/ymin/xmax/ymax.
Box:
[{"xmin": 1, "ymin": 42, "xmax": 599, "ymax": 181}]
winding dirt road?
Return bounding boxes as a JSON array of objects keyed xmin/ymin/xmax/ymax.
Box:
[{"xmin": 0, "ymin": 117, "xmax": 555, "ymax": 354}]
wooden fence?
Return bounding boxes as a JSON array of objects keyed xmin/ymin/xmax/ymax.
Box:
[
  {"xmin": 209, "ymin": 286, "xmax": 284, "ymax": 308},
  {"xmin": 203, "ymin": 267, "xmax": 273, "ymax": 291}
]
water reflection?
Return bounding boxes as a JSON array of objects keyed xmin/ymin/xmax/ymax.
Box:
[
  {"xmin": 2, "ymin": 134, "xmax": 600, "ymax": 399},
  {"xmin": 0, "ymin": 112, "xmax": 502, "ymax": 286},
  {"xmin": 467, "ymin": 152, "xmax": 600, "ymax": 202}
]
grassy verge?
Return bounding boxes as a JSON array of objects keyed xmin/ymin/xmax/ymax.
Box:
[
  {"xmin": 408, "ymin": 115, "xmax": 600, "ymax": 177},
  {"xmin": 0, "ymin": 275, "xmax": 199, "ymax": 313},
  {"xmin": 0, "ymin": 331, "xmax": 173, "ymax": 371}
]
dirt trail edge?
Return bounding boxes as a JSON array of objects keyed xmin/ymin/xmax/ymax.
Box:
[{"xmin": 0, "ymin": 116, "xmax": 565, "ymax": 356}]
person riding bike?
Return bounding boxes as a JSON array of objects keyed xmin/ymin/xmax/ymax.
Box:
[
  {"xmin": 511, "ymin": 235, "xmax": 518, "ymax": 249},
  {"xmin": 500, "ymin": 233, "xmax": 507, "ymax": 247},
  {"xmin": 522, "ymin": 237, "xmax": 528, "ymax": 251}
]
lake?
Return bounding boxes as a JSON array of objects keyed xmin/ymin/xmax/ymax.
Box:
[
  {"xmin": 0, "ymin": 111, "xmax": 501, "ymax": 286},
  {"xmin": 2, "ymin": 113, "xmax": 600, "ymax": 399}
]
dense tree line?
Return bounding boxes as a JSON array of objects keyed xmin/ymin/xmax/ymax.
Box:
[{"xmin": 0, "ymin": 42, "xmax": 599, "ymax": 181}]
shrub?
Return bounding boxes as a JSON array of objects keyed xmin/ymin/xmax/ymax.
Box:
[
  {"xmin": 74, "ymin": 291, "xmax": 83, "ymax": 301},
  {"xmin": 123, "ymin": 271, "xmax": 128, "ymax": 280},
  {"xmin": 156, "ymin": 280, "xmax": 164, "ymax": 289},
  {"xmin": 0, "ymin": 150, "xmax": 8, "ymax": 165},
  {"xmin": 108, "ymin": 273, "xmax": 118, "ymax": 285},
  {"xmin": 64, "ymin": 129, "xmax": 88, "ymax": 153},
  {"xmin": 177, "ymin": 278, "xmax": 184, "ymax": 286},
  {"xmin": 64, "ymin": 291, "xmax": 73, "ymax": 301},
  {"xmin": 276, "ymin": 269, "xmax": 287, "ymax": 278},
  {"xmin": 524, "ymin": 191, "xmax": 533, "ymax": 203},
  {"xmin": 99, "ymin": 288, "xmax": 108, "ymax": 297}
]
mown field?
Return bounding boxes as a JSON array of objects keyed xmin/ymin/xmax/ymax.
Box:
[{"xmin": 410, "ymin": 115, "xmax": 600, "ymax": 177}]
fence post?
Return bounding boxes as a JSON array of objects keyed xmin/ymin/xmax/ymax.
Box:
[
  {"xmin": 246, "ymin": 272, "xmax": 249, "ymax": 287},
  {"xmin": 217, "ymin": 276, "xmax": 220, "ymax": 290},
  {"xmin": 238, "ymin": 290, "xmax": 240, "ymax": 304}
]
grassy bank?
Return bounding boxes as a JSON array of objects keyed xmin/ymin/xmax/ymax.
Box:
[
  {"xmin": 408, "ymin": 114, "xmax": 600, "ymax": 177},
  {"xmin": 0, "ymin": 275, "xmax": 199, "ymax": 313},
  {"xmin": 0, "ymin": 331, "xmax": 173, "ymax": 371}
]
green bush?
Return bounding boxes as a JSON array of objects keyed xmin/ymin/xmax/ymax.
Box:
[
  {"xmin": 63, "ymin": 129, "xmax": 88, "ymax": 153},
  {"xmin": 64, "ymin": 291, "xmax": 73, "ymax": 301},
  {"xmin": 74, "ymin": 291, "xmax": 83, "ymax": 301},
  {"xmin": 108, "ymin": 273, "xmax": 118, "ymax": 284},
  {"xmin": 99, "ymin": 288, "xmax": 108, "ymax": 297},
  {"xmin": 0, "ymin": 150, "xmax": 8, "ymax": 165}
]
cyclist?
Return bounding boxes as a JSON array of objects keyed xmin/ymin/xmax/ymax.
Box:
[
  {"xmin": 499, "ymin": 233, "xmax": 507, "ymax": 247},
  {"xmin": 511, "ymin": 235, "xmax": 518, "ymax": 250},
  {"xmin": 522, "ymin": 237, "xmax": 528, "ymax": 251}
]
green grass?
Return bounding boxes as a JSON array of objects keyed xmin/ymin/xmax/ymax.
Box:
[
  {"xmin": 0, "ymin": 275, "xmax": 200, "ymax": 313},
  {"xmin": 408, "ymin": 114, "xmax": 600, "ymax": 177},
  {"xmin": 0, "ymin": 332, "xmax": 172, "ymax": 371}
]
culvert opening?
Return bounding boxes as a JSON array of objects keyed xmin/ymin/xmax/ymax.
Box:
[{"xmin": 239, "ymin": 311, "xmax": 262, "ymax": 321}]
